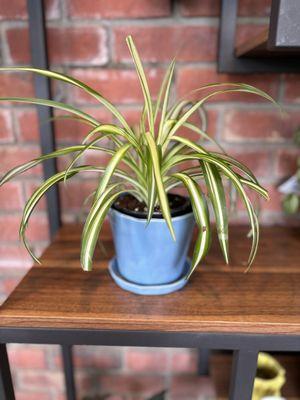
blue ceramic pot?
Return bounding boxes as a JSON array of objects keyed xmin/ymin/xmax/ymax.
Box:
[{"xmin": 109, "ymin": 207, "xmax": 195, "ymax": 287}]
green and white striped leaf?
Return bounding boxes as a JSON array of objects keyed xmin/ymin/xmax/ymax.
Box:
[
  {"xmin": 126, "ymin": 36, "xmax": 154, "ymax": 135},
  {"xmin": 20, "ymin": 166, "xmax": 100, "ymax": 263},
  {"xmin": 167, "ymin": 151, "xmax": 263, "ymax": 268},
  {"xmin": 201, "ymin": 162, "xmax": 229, "ymax": 264},
  {"xmin": 143, "ymin": 132, "xmax": 175, "ymax": 239},
  {"xmin": 0, "ymin": 67, "xmax": 132, "ymax": 133},
  {"xmin": 81, "ymin": 188, "xmax": 126, "ymax": 271},
  {"xmin": 164, "ymin": 85, "xmax": 280, "ymax": 145},
  {"xmin": 154, "ymin": 59, "xmax": 175, "ymax": 123},
  {"xmin": 95, "ymin": 143, "xmax": 131, "ymax": 199},
  {"xmin": 157, "ymin": 60, "xmax": 175, "ymax": 143},
  {"xmin": 0, "ymin": 97, "xmax": 100, "ymax": 126},
  {"xmin": 0, "ymin": 145, "xmax": 104, "ymax": 186},
  {"xmin": 173, "ymin": 173, "xmax": 211, "ymax": 277}
]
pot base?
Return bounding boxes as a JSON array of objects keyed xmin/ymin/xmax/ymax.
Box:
[{"xmin": 108, "ymin": 257, "xmax": 191, "ymax": 295}]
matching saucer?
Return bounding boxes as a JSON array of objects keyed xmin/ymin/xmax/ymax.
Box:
[{"xmin": 108, "ymin": 257, "xmax": 191, "ymax": 295}]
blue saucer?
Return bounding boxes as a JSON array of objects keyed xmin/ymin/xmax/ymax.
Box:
[{"xmin": 108, "ymin": 257, "xmax": 191, "ymax": 296}]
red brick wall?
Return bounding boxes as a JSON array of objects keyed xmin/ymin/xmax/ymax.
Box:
[{"xmin": 0, "ymin": 1, "xmax": 299, "ymax": 399}]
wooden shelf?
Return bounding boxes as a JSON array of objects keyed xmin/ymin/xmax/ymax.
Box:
[
  {"xmin": 0, "ymin": 225, "xmax": 299, "ymax": 335},
  {"xmin": 236, "ymin": 28, "xmax": 300, "ymax": 58}
]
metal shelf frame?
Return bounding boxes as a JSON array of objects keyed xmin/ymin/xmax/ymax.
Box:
[{"xmin": 218, "ymin": 0, "xmax": 300, "ymax": 73}]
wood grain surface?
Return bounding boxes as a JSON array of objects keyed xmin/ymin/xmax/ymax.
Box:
[
  {"xmin": 0, "ymin": 224, "xmax": 299, "ymax": 334},
  {"xmin": 41, "ymin": 224, "xmax": 300, "ymax": 273}
]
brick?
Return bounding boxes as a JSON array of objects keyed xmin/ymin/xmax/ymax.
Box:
[
  {"xmin": 284, "ymin": 74, "xmax": 300, "ymax": 104},
  {"xmin": 115, "ymin": 107, "xmax": 218, "ymax": 138},
  {"xmin": 68, "ymin": 0, "xmax": 171, "ymax": 19},
  {"xmin": 0, "ymin": 182, "xmax": 23, "ymax": 210},
  {"xmin": 263, "ymin": 184, "xmax": 282, "ymax": 212},
  {"xmin": 170, "ymin": 349, "xmax": 197, "ymax": 373},
  {"xmin": 0, "ymin": 109, "xmax": 13, "ymax": 142},
  {"xmin": 15, "ymin": 109, "xmax": 39, "ymax": 142},
  {"xmin": 24, "ymin": 181, "xmax": 47, "ymax": 211},
  {"xmin": 235, "ymin": 181, "xmax": 280, "ymax": 213},
  {"xmin": 83, "ymin": 149, "xmax": 113, "ymax": 167},
  {"xmin": 73, "ymin": 346, "xmax": 121, "ymax": 369},
  {"xmin": 238, "ymin": 0, "xmax": 271, "ymax": 16},
  {"xmin": 60, "ymin": 180, "xmax": 96, "ymax": 210},
  {"xmin": 70, "ymin": 68, "xmax": 165, "ymax": 105},
  {"xmin": 178, "ymin": 109, "xmax": 218, "ymax": 141},
  {"xmin": 177, "ymin": 67, "xmax": 279, "ymax": 103},
  {"xmin": 0, "ymin": 244, "xmax": 33, "ymax": 268},
  {"xmin": 2, "ymin": 276, "xmax": 23, "ymax": 294},
  {"xmin": 6, "ymin": 26, "xmax": 108, "ymax": 65},
  {"xmin": 16, "ymin": 107, "xmax": 113, "ymax": 143},
  {"xmin": 0, "ymin": 215, "xmax": 22, "ymax": 242},
  {"xmin": 15, "ymin": 391, "xmax": 52, "ymax": 400},
  {"xmin": 8, "ymin": 345, "xmax": 46, "ymax": 369},
  {"xmin": 227, "ymin": 149, "xmax": 271, "ymax": 178},
  {"xmin": 0, "ymin": 214, "xmax": 49, "ymax": 242},
  {"xmin": 114, "ymin": 108, "xmax": 142, "ymax": 128},
  {"xmin": 275, "ymin": 148, "xmax": 300, "ymax": 178},
  {"xmin": 0, "ymin": 0, "xmax": 27, "ymax": 19},
  {"xmin": 113, "ymin": 26, "xmax": 217, "ymax": 62},
  {"xmin": 0, "ymin": 73, "xmax": 34, "ymax": 98},
  {"xmin": 54, "ymin": 107, "xmax": 113, "ymax": 143},
  {"xmin": 0, "ymin": 146, "xmax": 41, "ymax": 176},
  {"xmin": 18, "ymin": 370, "xmax": 64, "ymax": 391},
  {"xmin": 223, "ymin": 110, "xmax": 300, "ymax": 142},
  {"xmin": 0, "ymin": 0, "xmax": 59, "ymax": 20},
  {"xmin": 179, "ymin": 0, "xmax": 220, "ymax": 16},
  {"xmin": 56, "ymin": 153, "xmax": 111, "ymax": 181},
  {"xmin": 26, "ymin": 214, "xmax": 49, "ymax": 241},
  {"xmin": 99, "ymin": 374, "xmax": 165, "ymax": 397},
  {"xmin": 170, "ymin": 376, "xmax": 216, "ymax": 399},
  {"xmin": 125, "ymin": 348, "xmax": 167, "ymax": 372}
]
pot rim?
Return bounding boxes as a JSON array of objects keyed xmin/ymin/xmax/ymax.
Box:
[
  {"xmin": 109, "ymin": 206, "xmax": 194, "ymax": 223},
  {"xmin": 111, "ymin": 193, "xmax": 192, "ymax": 219}
]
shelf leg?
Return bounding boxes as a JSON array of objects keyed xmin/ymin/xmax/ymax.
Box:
[
  {"xmin": 197, "ymin": 348, "xmax": 210, "ymax": 376},
  {"xmin": 61, "ymin": 345, "xmax": 76, "ymax": 400},
  {"xmin": 0, "ymin": 344, "xmax": 15, "ymax": 400},
  {"xmin": 229, "ymin": 349, "xmax": 258, "ymax": 400}
]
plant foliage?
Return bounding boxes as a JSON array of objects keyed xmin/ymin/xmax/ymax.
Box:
[{"xmin": 0, "ymin": 36, "xmax": 275, "ymax": 274}]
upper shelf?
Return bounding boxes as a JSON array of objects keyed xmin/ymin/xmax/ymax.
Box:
[
  {"xmin": 218, "ymin": 0, "xmax": 300, "ymax": 73},
  {"xmin": 236, "ymin": 28, "xmax": 300, "ymax": 58}
]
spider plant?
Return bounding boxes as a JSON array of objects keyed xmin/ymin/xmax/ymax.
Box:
[{"xmin": 0, "ymin": 35, "xmax": 276, "ymax": 275}]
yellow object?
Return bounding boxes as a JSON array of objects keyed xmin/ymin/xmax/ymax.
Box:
[{"xmin": 252, "ymin": 352, "xmax": 286, "ymax": 400}]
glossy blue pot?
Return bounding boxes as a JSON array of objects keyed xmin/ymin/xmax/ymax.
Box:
[{"xmin": 108, "ymin": 207, "xmax": 195, "ymax": 292}]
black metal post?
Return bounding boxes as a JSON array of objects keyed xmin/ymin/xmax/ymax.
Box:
[
  {"xmin": 229, "ymin": 349, "xmax": 258, "ymax": 400},
  {"xmin": 61, "ymin": 345, "xmax": 76, "ymax": 400},
  {"xmin": 27, "ymin": 0, "xmax": 61, "ymax": 238},
  {"xmin": 197, "ymin": 348, "xmax": 210, "ymax": 376},
  {"xmin": 0, "ymin": 344, "xmax": 15, "ymax": 400}
]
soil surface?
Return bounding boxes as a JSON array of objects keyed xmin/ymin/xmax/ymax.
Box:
[{"xmin": 113, "ymin": 193, "xmax": 191, "ymax": 218}]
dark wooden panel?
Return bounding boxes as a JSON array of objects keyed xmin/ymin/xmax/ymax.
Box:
[{"xmin": 0, "ymin": 266, "xmax": 300, "ymax": 333}]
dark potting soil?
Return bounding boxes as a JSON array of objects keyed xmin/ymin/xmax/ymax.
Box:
[{"xmin": 112, "ymin": 193, "xmax": 191, "ymax": 218}]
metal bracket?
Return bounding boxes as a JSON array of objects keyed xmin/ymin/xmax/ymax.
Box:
[
  {"xmin": 218, "ymin": 0, "xmax": 300, "ymax": 73},
  {"xmin": 27, "ymin": 0, "xmax": 61, "ymax": 237}
]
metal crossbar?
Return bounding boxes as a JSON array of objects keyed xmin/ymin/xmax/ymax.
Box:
[{"xmin": 1, "ymin": 328, "xmax": 300, "ymax": 399}]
